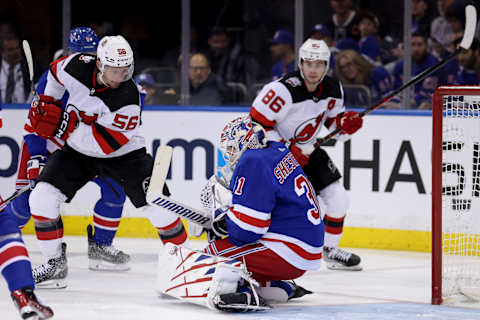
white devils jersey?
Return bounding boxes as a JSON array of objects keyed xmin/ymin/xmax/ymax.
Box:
[
  {"xmin": 250, "ymin": 71, "xmax": 346, "ymax": 154},
  {"xmin": 43, "ymin": 53, "xmax": 145, "ymax": 158}
]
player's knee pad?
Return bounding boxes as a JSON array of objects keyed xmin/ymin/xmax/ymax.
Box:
[
  {"xmin": 143, "ymin": 204, "xmax": 179, "ymax": 228},
  {"xmin": 318, "ymin": 180, "xmax": 349, "ymax": 217},
  {"xmin": 29, "ymin": 182, "xmax": 67, "ymax": 220},
  {"xmin": 4, "ymin": 191, "xmax": 32, "ymax": 228}
]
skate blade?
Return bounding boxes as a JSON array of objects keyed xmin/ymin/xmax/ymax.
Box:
[
  {"xmin": 89, "ymin": 259, "xmax": 130, "ymax": 271},
  {"xmin": 217, "ymin": 303, "xmax": 272, "ymax": 312},
  {"xmin": 326, "ymin": 262, "xmax": 363, "ymax": 271},
  {"xmin": 36, "ymin": 279, "xmax": 67, "ymax": 289}
]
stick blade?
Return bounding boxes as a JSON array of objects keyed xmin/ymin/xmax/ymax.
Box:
[
  {"xmin": 22, "ymin": 40, "xmax": 34, "ymax": 82},
  {"xmin": 147, "ymin": 146, "xmax": 173, "ymax": 203},
  {"xmin": 460, "ymin": 5, "xmax": 477, "ymax": 50}
]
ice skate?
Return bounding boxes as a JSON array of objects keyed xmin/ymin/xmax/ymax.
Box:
[
  {"xmin": 212, "ymin": 292, "xmax": 271, "ymax": 312},
  {"xmin": 323, "ymin": 246, "xmax": 362, "ymax": 271},
  {"xmin": 87, "ymin": 224, "xmax": 130, "ymax": 271},
  {"xmin": 33, "ymin": 242, "xmax": 68, "ymax": 289},
  {"xmin": 11, "ymin": 286, "xmax": 54, "ymax": 319}
]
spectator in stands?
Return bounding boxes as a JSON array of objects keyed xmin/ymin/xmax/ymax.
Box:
[
  {"xmin": 444, "ymin": 38, "xmax": 480, "ymax": 85},
  {"xmin": 310, "ymin": 24, "xmax": 337, "ymax": 77},
  {"xmin": 165, "ymin": 53, "xmax": 230, "ymax": 105},
  {"xmin": 412, "ymin": 0, "xmax": 435, "ymax": 38},
  {"xmin": 269, "ymin": 29, "xmax": 295, "ymax": 80},
  {"xmin": 0, "ymin": 33, "xmax": 39, "ymax": 104},
  {"xmin": 430, "ymin": 0, "xmax": 455, "ymax": 57},
  {"xmin": 335, "ymin": 49, "xmax": 393, "ymax": 105},
  {"xmin": 135, "ymin": 73, "xmax": 161, "ymax": 105},
  {"xmin": 358, "ymin": 11, "xmax": 381, "ymax": 63},
  {"xmin": 444, "ymin": 0, "xmax": 471, "ymax": 44},
  {"xmin": 206, "ymin": 27, "xmax": 259, "ymax": 91},
  {"xmin": 393, "ymin": 32, "xmax": 441, "ymax": 109},
  {"xmin": 325, "ymin": 0, "xmax": 360, "ymax": 43}
]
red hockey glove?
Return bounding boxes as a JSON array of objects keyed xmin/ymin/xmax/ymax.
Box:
[
  {"xmin": 29, "ymin": 95, "xmax": 64, "ymax": 139},
  {"xmin": 29, "ymin": 94, "xmax": 78, "ymax": 140},
  {"xmin": 335, "ymin": 111, "xmax": 363, "ymax": 135},
  {"xmin": 289, "ymin": 143, "xmax": 310, "ymax": 167},
  {"xmin": 26, "ymin": 155, "xmax": 47, "ymax": 188}
]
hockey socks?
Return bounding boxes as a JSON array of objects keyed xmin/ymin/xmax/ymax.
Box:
[
  {"xmin": 0, "ymin": 235, "xmax": 33, "ymax": 292},
  {"xmin": 156, "ymin": 217, "xmax": 188, "ymax": 245}
]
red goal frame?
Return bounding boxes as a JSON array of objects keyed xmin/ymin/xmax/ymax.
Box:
[{"xmin": 431, "ymin": 86, "xmax": 480, "ymax": 305}]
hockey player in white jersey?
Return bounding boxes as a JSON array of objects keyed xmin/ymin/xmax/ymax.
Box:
[
  {"xmin": 26, "ymin": 35, "xmax": 189, "ymax": 288},
  {"xmin": 157, "ymin": 116, "xmax": 324, "ymax": 312},
  {"xmin": 250, "ymin": 39, "xmax": 363, "ymax": 270}
]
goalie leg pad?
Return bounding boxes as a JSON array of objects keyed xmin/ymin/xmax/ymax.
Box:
[{"xmin": 157, "ymin": 243, "xmax": 260, "ymax": 310}]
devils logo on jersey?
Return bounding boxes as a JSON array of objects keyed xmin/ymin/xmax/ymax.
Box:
[{"xmin": 293, "ymin": 113, "xmax": 324, "ymax": 143}]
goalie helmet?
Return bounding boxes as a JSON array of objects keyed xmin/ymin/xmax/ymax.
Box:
[
  {"xmin": 298, "ymin": 38, "xmax": 330, "ymax": 82},
  {"xmin": 220, "ymin": 115, "xmax": 267, "ymax": 172},
  {"xmin": 68, "ymin": 27, "xmax": 99, "ymax": 53},
  {"xmin": 97, "ymin": 35, "xmax": 134, "ymax": 82}
]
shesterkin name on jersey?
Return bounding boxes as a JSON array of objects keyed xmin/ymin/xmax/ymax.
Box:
[
  {"xmin": 274, "ymin": 151, "xmax": 300, "ymax": 184},
  {"xmin": 50, "ymin": 53, "xmax": 140, "ymax": 112}
]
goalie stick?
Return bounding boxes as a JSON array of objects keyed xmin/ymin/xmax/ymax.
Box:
[
  {"xmin": 146, "ymin": 146, "xmax": 212, "ymax": 228},
  {"xmin": 314, "ymin": 4, "xmax": 478, "ymax": 146}
]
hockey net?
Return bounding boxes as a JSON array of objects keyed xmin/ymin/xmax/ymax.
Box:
[{"xmin": 432, "ymin": 86, "xmax": 480, "ymax": 305}]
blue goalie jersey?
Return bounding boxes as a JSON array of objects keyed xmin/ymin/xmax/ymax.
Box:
[{"xmin": 226, "ymin": 141, "xmax": 325, "ymax": 270}]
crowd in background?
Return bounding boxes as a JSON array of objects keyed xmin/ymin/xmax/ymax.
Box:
[{"xmin": 0, "ymin": 0, "xmax": 479, "ymax": 109}]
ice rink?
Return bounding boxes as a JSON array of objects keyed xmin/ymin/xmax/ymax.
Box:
[{"xmin": 1, "ymin": 235, "xmax": 479, "ymax": 320}]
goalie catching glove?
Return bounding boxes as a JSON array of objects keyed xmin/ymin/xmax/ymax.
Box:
[
  {"xmin": 29, "ymin": 94, "xmax": 79, "ymax": 140},
  {"xmin": 335, "ymin": 111, "xmax": 362, "ymax": 135}
]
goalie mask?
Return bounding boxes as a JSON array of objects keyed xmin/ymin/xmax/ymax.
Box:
[
  {"xmin": 220, "ymin": 116, "xmax": 267, "ymax": 178},
  {"xmin": 298, "ymin": 38, "xmax": 330, "ymax": 84},
  {"xmin": 97, "ymin": 35, "xmax": 134, "ymax": 84}
]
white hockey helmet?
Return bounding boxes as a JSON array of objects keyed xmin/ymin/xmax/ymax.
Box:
[
  {"xmin": 298, "ymin": 38, "xmax": 330, "ymax": 82},
  {"xmin": 220, "ymin": 115, "xmax": 267, "ymax": 171},
  {"xmin": 97, "ymin": 35, "xmax": 134, "ymax": 82}
]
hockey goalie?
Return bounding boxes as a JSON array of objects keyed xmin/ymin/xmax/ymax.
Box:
[{"xmin": 157, "ymin": 116, "xmax": 325, "ymax": 312}]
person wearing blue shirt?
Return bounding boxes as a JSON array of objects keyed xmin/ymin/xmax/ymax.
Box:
[
  {"xmin": 392, "ymin": 32, "xmax": 442, "ymax": 108},
  {"xmin": 358, "ymin": 11, "xmax": 381, "ymax": 63},
  {"xmin": 269, "ymin": 30, "xmax": 295, "ymax": 80}
]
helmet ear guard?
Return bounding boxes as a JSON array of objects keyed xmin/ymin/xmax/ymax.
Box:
[
  {"xmin": 96, "ymin": 35, "xmax": 134, "ymax": 82},
  {"xmin": 298, "ymin": 39, "xmax": 330, "ymax": 83}
]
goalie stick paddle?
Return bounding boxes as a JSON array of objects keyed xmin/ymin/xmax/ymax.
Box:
[
  {"xmin": 22, "ymin": 40, "xmax": 38, "ymax": 101},
  {"xmin": 146, "ymin": 145, "xmax": 212, "ymax": 228},
  {"xmin": 314, "ymin": 4, "xmax": 478, "ymax": 147},
  {"xmin": 147, "ymin": 145, "xmax": 173, "ymax": 204}
]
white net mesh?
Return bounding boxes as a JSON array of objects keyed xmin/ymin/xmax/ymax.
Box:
[{"xmin": 441, "ymin": 93, "xmax": 480, "ymax": 300}]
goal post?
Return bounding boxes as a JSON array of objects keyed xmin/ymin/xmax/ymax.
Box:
[{"xmin": 432, "ymin": 86, "xmax": 480, "ymax": 305}]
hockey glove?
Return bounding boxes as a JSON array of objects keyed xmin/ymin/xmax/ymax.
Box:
[
  {"xmin": 335, "ymin": 111, "xmax": 363, "ymax": 135},
  {"xmin": 27, "ymin": 154, "xmax": 47, "ymax": 188},
  {"xmin": 29, "ymin": 94, "xmax": 78, "ymax": 140},
  {"xmin": 210, "ymin": 206, "xmax": 229, "ymax": 239},
  {"xmin": 289, "ymin": 143, "xmax": 310, "ymax": 167}
]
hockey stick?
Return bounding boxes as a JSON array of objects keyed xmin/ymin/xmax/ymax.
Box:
[
  {"xmin": 146, "ymin": 146, "xmax": 212, "ymax": 228},
  {"xmin": 22, "ymin": 40, "xmax": 39, "ymax": 102},
  {"xmin": 0, "ymin": 185, "xmax": 31, "ymax": 212},
  {"xmin": 314, "ymin": 4, "xmax": 477, "ymax": 146}
]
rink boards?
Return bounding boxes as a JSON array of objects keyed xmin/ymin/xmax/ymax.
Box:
[{"xmin": 0, "ymin": 106, "xmax": 434, "ymax": 251}]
